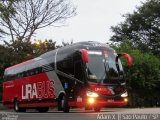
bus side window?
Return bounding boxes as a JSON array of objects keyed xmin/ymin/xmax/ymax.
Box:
[
  {"xmin": 22, "ymin": 66, "xmax": 26, "ymax": 77},
  {"xmin": 74, "ymin": 61, "xmax": 83, "ymax": 81},
  {"xmin": 25, "ymin": 64, "xmax": 33, "ymax": 76},
  {"xmin": 8, "ymin": 69, "xmax": 15, "ymax": 81},
  {"xmin": 25, "ymin": 62, "xmax": 39, "ymax": 76},
  {"xmin": 45, "ymin": 56, "xmax": 55, "ymax": 71},
  {"xmin": 16, "ymin": 66, "xmax": 23, "ymax": 79},
  {"xmin": 57, "ymin": 58, "xmax": 74, "ymax": 76},
  {"xmin": 50, "ymin": 62, "xmax": 55, "ymax": 70},
  {"xmin": 21, "ymin": 66, "xmax": 26, "ymax": 78},
  {"xmin": 34, "ymin": 67, "xmax": 39, "ymax": 74},
  {"xmin": 38, "ymin": 59, "xmax": 51, "ymax": 73}
]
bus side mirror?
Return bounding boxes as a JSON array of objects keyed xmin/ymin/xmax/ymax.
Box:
[
  {"xmin": 117, "ymin": 53, "xmax": 133, "ymax": 67},
  {"xmin": 80, "ymin": 49, "xmax": 88, "ymax": 63}
]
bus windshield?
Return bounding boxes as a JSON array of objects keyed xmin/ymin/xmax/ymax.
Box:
[{"xmin": 87, "ymin": 50, "xmax": 124, "ymax": 84}]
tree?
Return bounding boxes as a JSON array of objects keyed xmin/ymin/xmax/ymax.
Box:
[
  {"xmin": 32, "ymin": 39, "xmax": 56, "ymax": 57},
  {"xmin": 0, "ymin": 44, "xmax": 15, "ymax": 75},
  {"xmin": 0, "ymin": 39, "xmax": 57, "ymax": 76},
  {"xmin": 0, "ymin": 0, "xmax": 76, "ymax": 44},
  {"xmin": 0, "ymin": 0, "xmax": 15, "ymax": 38},
  {"xmin": 110, "ymin": 0, "xmax": 160, "ymax": 56},
  {"xmin": 8, "ymin": 39, "xmax": 56, "ymax": 63},
  {"xmin": 112, "ymin": 40, "xmax": 160, "ymax": 107}
]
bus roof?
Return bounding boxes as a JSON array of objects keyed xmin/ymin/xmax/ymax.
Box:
[{"xmin": 5, "ymin": 41, "xmax": 111, "ymax": 71}]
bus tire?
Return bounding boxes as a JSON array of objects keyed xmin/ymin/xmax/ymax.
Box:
[
  {"xmin": 14, "ymin": 100, "xmax": 26, "ymax": 112},
  {"xmin": 37, "ymin": 107, "xmax": 49, "ymax": 112},
  {"xmin": 62, "ymin": 95, "xmax": 70, "ymax": 113},
  {"xmin": 58, "ymin": 95, "xmax": 63, "ymax": 111},
  {"xmin": 94, "ymin": 106, "xmax": 101, "ymax": 112},
  {"xmin": 58, "ymin": 104, "xmax": 63, "ymax": 111}
]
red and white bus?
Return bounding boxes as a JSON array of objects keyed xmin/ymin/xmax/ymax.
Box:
[{"xmin": 3, "ymin": 41, "xmax": 132, "ymax": 112}]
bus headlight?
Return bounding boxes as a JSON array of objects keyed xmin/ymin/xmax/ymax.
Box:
[
  {"xmin": 86, "ymin": 91, "xmax": 99, "ymax": 98},
  {"xmin": 124, "ymin": 98, "xmax": 128, "ymax": 102},
  {"xmin": 121, "ymin": 91, "xmax": 128, "ymax": 97}
]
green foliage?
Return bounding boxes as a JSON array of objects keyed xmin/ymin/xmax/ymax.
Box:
[
  {"xmin": 110, "ymin": 0, "xmax": 160, "ymax": 105},
  {"xmin": 111, "ymin": 0, "xmax": 160, "ymax": 56},
  {"xmin": 0, "ymin": 0, "xmax": 16, "ymax": 18},
  {"xmin": 0, "ymin": 45, "xmax": 15, "ymax": 74},
  {"xmin": 32, "ymin": 39, "xmax": 56, "ymax": 57},
  {"xmin": 113, "ymin": 40, "xmax": 160, "ymax": 107}
]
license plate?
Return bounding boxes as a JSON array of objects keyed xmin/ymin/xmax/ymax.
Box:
[{"xmin": 108, "ymin": 99, "xmax": 114, "ymax": 102}]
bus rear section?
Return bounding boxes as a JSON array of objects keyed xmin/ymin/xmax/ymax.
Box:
[{"xmin": 3, "ymin": 59, "xmax": 57, "ymax": 112}]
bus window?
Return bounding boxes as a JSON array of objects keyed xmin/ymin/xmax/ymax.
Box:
[
  {"xmin": 26, "ymin": 62, "xmax": 39, "ymax": 76},
  {"xmin": 7, "ymin": 69, "xmax": 15, "ymax": 81},
  {"xmin": 74, "ymin": 61, "xmax": 84, "ymax": 81},
  {"xmin": 45, "ymin": 57, "xmax": 55, "ymax": 71},
  {"xmin": 15, "ymin": 66, "xmax": 25, "ymax": 79},
  {"xmin": 57, "ymin": 58, "xmax": 74, "ymax": 76},
  {"xmin": 4, "ymin": 70, "xmax": 8, "ymax": 81}
]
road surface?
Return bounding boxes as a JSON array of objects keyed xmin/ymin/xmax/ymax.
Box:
[{"xmin": 0, "ymin": 108, "xmax": 160, "ymax": 120}]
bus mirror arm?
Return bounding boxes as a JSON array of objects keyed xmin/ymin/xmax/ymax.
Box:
[{"xmin": 116, "ymin": 53, "xmax": 133, "ymax": 67}]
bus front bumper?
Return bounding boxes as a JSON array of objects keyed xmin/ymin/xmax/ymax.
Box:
[
  {"xmin": 86, "ymin": 97, "xmax": 128, "ymax": 107},
  {"xmin": 68, "ymin": 97, "xmax": 128, "ymax": 108}
]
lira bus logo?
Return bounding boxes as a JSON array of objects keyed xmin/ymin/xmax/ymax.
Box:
[{"xmin": 22, "ymin": 81, "xmax": 54, "ymax": 99}]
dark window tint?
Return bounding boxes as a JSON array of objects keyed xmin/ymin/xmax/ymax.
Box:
[
  {"xmin": 16, "ymin": 66, "xmax": 25, "ymax": 78},
  {"xmin": 57, "ymin": 58, "xmax": 74, "ymax": 76},
  {"xmin": 74, "ymin": 61, "xmax": 84, "ymax": 81},
  {"xmin": 25, "ymin": 62, "xmax": 39, "ymax": 76},
  {"xmin": 41, "ymin": 57, "xmax": 54, "ymax": 72}
]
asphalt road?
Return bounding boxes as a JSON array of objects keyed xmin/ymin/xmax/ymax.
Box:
[{"xmin": 0, "ymin": 108, "xmax": 160, "ymax": 120}]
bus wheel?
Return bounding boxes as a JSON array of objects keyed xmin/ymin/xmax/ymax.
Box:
[
  {"xmin": 94, "ymin": 106, "xmax": 101, "ymax": 112},
  {"xmin": 37, "ymin": 107, "xmax": 49, "ymax": 112},
  {"xmin": 58, "ymin": 96, "xmax": 63, "ymax": 111},
  {"xmin": 61, "ymin": 95, "xmax": 70, "ymax": 113},
  {"xmin": 14, "ymin": 100, "xmax": 26, "ymax": 112}
]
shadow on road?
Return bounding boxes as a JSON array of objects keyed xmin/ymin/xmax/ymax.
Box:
[{"xmin": 25, "ymin": 109, "xmax": 118, "ymax": 114}]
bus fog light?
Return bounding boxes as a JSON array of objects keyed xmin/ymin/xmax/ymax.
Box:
[
  {"xmin": 88, "ymin": 98, "xmax": 95, "ymax": 104},
  {"xmin": 86, "ymin": 91, "xmax": 99, "ymax": 98},
  {"xmin": 124, "ymin": 98, "xmax": 128, "ymax": 102},
  {"xmin": 121, "ymin": 91, "xmax": 128, "ymax": 97}
]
